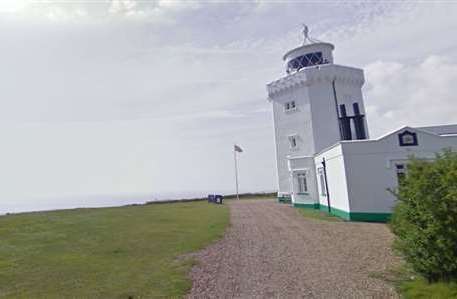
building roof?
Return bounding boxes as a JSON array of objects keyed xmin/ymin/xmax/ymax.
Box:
[
  {"xmin": 282, "ymin": 42, "xmax": 334, "ymax": 62},
  {"xmin": 315, "ymin": 124, "xmax": 457, "ymax": 157},
  {"xmin": 417, "ymin": 124, "xmax": 457, "ymax": 136},
  {"xmin": 282, "ymin": 25, "xmax": 334, "ymax": 61}
]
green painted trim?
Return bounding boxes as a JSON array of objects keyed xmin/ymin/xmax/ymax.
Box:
[
  {"xmin": 277, "ymin": 196, "xmax": 291, "ymax": 204},
  {"xmin": 296, "ymin": 203, "xmax": 392, "ymax": 222},
  {"xmin": 349, "ymin": 212, "xmax": 391, "ymax": 222},
  {"xmin": 294, "ymin": 203, "xmax": 313, "ymax": 208},
  {"xmin": 293, "ymin": 203, "xmax": 319, "ymax": 209},
  {"xmin": 322, "ymin": 205, "xmax": 351, "ymax": 220}
]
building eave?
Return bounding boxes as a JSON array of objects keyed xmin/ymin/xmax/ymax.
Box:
[{"xmin": 266, "ymin": 64, "xmax": 364, "ymax": 99}]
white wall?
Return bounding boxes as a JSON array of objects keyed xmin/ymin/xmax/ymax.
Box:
[
  {"xmin": 341, "ymin": 128, "xmax": 457, "ymax": 213},
  {"xmin": 314, "ymin": 144, "xmax": 351, "ymax": 212},
  {"xmin": 308, "ymin": 81, "xmax": 341, "ymax": 152},
  {"xmin": 271, "ymin": 85, "xmax": 314, "ymax": 194},
  {"xmin": 268, "ymin": 63, "xmax": 365, "ymax": 198},
  {"xmin": 308, "ymin": 64, "xmax": 366, "ymax": 152}
]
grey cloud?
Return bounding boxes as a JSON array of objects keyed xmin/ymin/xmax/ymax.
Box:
[{"xmin": 2, "ymin": 1, "xmax": 457, "ymax": 212}]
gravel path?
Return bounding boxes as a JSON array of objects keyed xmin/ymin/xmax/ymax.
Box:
[{"xmin": 187, "ymin": 199, "xmax": 400, "ymax": 298}]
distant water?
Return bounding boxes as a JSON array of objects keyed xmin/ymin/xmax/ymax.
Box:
[{"xmin": 0, "ymin": 191, "xmax": 210, "ymax": 215}]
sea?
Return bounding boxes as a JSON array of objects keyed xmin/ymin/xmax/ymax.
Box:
[{"xmin": 0, "ymin": 191, "xmax": 212, "ymax": 215}]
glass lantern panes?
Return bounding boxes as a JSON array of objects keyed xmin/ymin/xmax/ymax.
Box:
[{"xmin": 287, "ymin": 52, "xmax": 324, "ymax": 73}]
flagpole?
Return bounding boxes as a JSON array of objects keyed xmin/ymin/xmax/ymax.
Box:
[{"xmin": 234, "ymin": 145, "xmax": 240, "ymax": 200}]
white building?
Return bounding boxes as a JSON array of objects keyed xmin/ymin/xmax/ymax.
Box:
[{"xmin": 266, "ymin": 27, "xmax": 457, "ymax": 222}]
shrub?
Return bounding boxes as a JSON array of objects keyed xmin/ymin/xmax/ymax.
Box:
[{"xmin": 390, "ymin": 150, "xmax": 457, "ymax": 283}]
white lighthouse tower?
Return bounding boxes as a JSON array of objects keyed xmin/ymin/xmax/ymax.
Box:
[{"xmin": 267, "ymin": 26, "xmax": 369, "ymax": 206}]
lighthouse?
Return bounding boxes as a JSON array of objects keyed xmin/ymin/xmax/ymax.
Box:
[
  {"xmin": 266, "ymin": 26, "xmax": 457, "ymax": 221},
  {"xmin": 267, "ymin": 26, "xmax": 369, "ymax": 205}
]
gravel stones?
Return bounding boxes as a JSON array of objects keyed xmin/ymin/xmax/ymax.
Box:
[{"xmin": 187, "ymin": 199, "xmax": 399, "ymax": 298}]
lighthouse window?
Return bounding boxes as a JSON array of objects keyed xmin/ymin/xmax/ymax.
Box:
[
  {"xmin": 288, "ymin": 135, "xmax": 298, "ymax": 149},
  {"xmin": 297, "ymin": 173, "xmax": 308, "ymax": 194},
  {"xmin": 284, "ymin": 101, "xmax": 296, "ymax": 112}
]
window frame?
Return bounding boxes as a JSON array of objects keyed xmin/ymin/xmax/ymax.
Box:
[
  {"xmin": 284, "ymin": 101, "xmax": 297, "ymax": 113},
  {"xmin": 288, "ymin": 134, "xmax": 298, "ymax": 149},
  {"xmin": 318, "ymin": 167, "xmax": 327, "ymax": 196},
  {"xmin": 297, "ymin": 173, "xmax": 308, "ymax": 194},
  {"xmin": 398, "ymin": 130, "xmax": 418, "ymax": 146},
  {"xmin": 395, "ymin": 163, "xmax": 407, "ymax": 185}
]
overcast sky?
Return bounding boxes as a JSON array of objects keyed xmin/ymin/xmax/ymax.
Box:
[{"xmin": 1, "ymin": 1, "xmax": 457, "ymax": 213}]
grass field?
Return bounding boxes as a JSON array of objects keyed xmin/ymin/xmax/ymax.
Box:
[
  {"xmin": 370, "ymin": 257, "xmax": 457, "ymax": 298},
  {"xmin": 400, "ymin": 278, "xmax": 457, "ymax": 299},
  {"xmin": 387, "ymin": 266, "xmax": 457, "ymax": 299},
  {"xmin": 0, "ymin": 201, "xmax": 229, "ymax": 298}
]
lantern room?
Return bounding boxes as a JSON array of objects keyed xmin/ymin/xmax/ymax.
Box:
[{"xmin": 283, "ymin": 26, "xmax": 334, "ymax": 74}]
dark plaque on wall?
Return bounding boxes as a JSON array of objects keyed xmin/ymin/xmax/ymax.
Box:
[{"xmin": 398, "ymin": 130, "xmax": 418, "ymax": 146}]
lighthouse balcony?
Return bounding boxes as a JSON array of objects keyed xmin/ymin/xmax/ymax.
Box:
[{"xmin": 267, "ymin": 63, "xmax": 365, "ymax": 98}]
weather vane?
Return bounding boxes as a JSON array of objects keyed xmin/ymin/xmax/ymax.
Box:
[
  {"xmin": 301, "ymin": 24, "xmax": 321, "ymax": 45},
  {"xmin": 302, "ymin": 24, "xmax": 309, "ymax": 44}
]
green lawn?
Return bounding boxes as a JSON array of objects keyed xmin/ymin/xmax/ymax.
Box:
[
  {"xmin": 371, "ymin": 262, "xmax": 457, "ymax": 299},
  {"xmin": 400, "ymin": 278, "xmax": 457, "ymax": 299},
  {"xmin": 0, "ymin": 201, "xmax": 229, "ymax": 298},
  {"xmin": 394, "ymin": 268, "xmax": 457, "ymax": 299}
]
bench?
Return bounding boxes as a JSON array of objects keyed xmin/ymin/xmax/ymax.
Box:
[{"xmin": 208, "ymin": 194, "xmax": 223, "ymax": 204}]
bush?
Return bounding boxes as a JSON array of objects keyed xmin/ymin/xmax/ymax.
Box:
[{"xmin": 390, "ymin": 150, "xmax": 457, "ymax": 283}]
